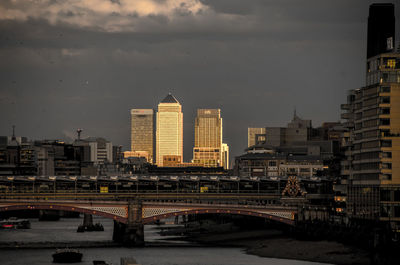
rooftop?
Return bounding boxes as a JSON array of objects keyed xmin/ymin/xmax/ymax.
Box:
[{"xmin": 160, "ymin": 93, "xmax": 180, "ymax": 104}]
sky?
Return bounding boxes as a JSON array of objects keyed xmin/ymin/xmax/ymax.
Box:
[{"xmin": 1, "ymin": 0, "xmax": 399, "ymax": 164}]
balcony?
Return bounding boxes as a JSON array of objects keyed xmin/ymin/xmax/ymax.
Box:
[
  {"xmin": 341, "ymin": 104, "xmax": 350, "ymax": 110},
  {"xmin": 343, "ymin": 121, "xmax": 354, "ymax": 128},
  {"xmin": 381, "ymin": 132, "xmax": 400, "ymax": 138},
  {"xmin": 341, "ymin": 113, "xmax": 351, "ymax": 119}
]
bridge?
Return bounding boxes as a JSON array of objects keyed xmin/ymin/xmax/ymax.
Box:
[
  {"xmin": 0, "ymin": 195, "xmax": 298, "ymax": 245},
  {"xmin": 0, "ymin": 175, "xmax": 333, "ymax": 245}
]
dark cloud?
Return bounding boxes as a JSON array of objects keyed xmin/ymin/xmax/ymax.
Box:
[{"xmin": 0, "ymin": 0, "xmax": 399, "ymax": 165}]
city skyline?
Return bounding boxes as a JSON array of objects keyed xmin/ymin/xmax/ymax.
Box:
[
  {"xmin": 1, "ymin": 0, "xmax": 399, "ymax": 163},
  {"xmin": 1, "ymin": 3, "xmax": 400, "ymax": 263}
]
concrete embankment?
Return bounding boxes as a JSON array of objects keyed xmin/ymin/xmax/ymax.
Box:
[{"xmin": 0, "ymin": 241, "xmax": 121, "ymax": 249}]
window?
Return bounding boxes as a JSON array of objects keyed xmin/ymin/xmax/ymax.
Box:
[
  {"xmin": 395, "ymin": 206, "xmax": 400, "ymax": 218},
  {"xmin": 387, "ymin": 59, "xmax": 396, "ymax": 69},
  {"xmin": 381, "ymin": 140, "xmax": 392, "ymax": 147},
  {"xmin": 381, "ymin": 108, "xmax": 390, "ymax": 114},
  {"xmin": 380, "ymin": 119, "xmax": 390, "ymax": 126},
  {"xmin": 382, "ymin": 163, "xmax": 392, "ymax": 169},
  {"xmin": 381, "ymin": 97, "xmax": 390, "ymax": 104},
  {"xmin": 394, "ymin": 190, "xmax": 400, "ymax": 202},
  {"xmin": 381, "ymin": 86, "xmax": 391, "ymax": 93},
  {"xmin": 380, "ymin": 190, "xmax": 391, "ymax": 201},
  {"xmin": 382, "ymin": 152, "xmax": 392, "ymax": 158},
  {"xmin": 268, "ymin": 161, "xmax": 277, "ymax": 167},
  {"xmin": 380, "ymin": 206, "xmax": 389, "ymax": 217}
]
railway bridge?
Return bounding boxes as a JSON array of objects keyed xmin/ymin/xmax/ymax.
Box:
[
  {"xmin": 0, "ymin": 175, "xmax": 333, "ymax": 245},
  {"xmin": 0, "ymin": 193, "xmax": 306, "ymax": 246}
]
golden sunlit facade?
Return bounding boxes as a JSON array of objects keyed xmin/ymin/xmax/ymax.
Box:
[
  {"xmin": 342, "ymin": 52, "xmax": 400, "ymax": 230},
  {"xmin": 130, "ymin": 109, "xmax": 154, "ymax": 163},
  {"xmin": 221, "ymin": 143, "xmax": 229, "ymax": 170},
  {"xmin": 156, "ymin": 94, "xmax": 183, "ymax": 167},
  {"xmin": 248, "ymin": 127, "xmax": 266, "ymax": 147},
  {"xmin": 193, "ymin": 109, "xmax": 223, "ymax": 168}
]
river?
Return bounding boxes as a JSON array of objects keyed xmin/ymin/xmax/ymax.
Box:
[{"xmin": 0, "ymin": 216, "xmax": 329, "ymax": 265}]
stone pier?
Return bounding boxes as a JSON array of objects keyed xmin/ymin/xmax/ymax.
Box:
[
  {"xmin": 113, "ymin": 200, "xmax": 144, "ymax": 246},
  {"xmin": 83, "ymin": 213, "xmax": 93, "ymax": 227}
]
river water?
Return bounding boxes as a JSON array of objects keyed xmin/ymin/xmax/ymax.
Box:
[{"xmin": 0, "ymin": 216, "xmax": 328, "ymax": 265}]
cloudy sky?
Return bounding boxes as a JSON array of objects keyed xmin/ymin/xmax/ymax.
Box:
[{"xmin": 1, "ymin": 0, "xmax": 399, "ymax": 164}]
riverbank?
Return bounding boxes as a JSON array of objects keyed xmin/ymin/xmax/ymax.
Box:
[
  {"xmin": 185, "ymin": 229, "xmax": 371, "ymax": 265},
  {"xmin": 0, "ymin": 241, "xmax": 120, "ymax": 249}
]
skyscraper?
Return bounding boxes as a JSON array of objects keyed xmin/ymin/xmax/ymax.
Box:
[
  {"xmin": 340, "ymin": 3, "xmax": 400, "ymax": 230},
  {"xmin": 130, "ymin": 109, "xmax": 155, "ymax": 163},
  {"xmin": 156, "ymin": 94, "xmax": 183, "ymax": 167},
  {"xmin": 192, "ymin": 109, "xmax": 223, "ymax": 168},
  {"xmin": 221, "ymin": 143, "xmax": 229, "ymax": 170},
  {"xmin": 367, "ymin": 3, "xmax": 395, "ymax": 58}
]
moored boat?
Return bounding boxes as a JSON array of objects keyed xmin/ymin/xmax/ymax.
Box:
[
  {"xmin": 0, "ymin": 217, "xmax": 31, "ymax": 229},
  {"xmin": 52, "ymin": 248, "xmax": 83, "ymax": 263}
]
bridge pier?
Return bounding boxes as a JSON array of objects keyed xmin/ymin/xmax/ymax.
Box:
[
  {"xmin": 83, "ymin": 213, "xmax": 93, "ymax": 227},
  {"xmin": 113, "ymin": 200, "xmax": 144, "ymax": 247}
]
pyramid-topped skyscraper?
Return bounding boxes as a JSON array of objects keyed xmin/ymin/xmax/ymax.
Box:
[{"xmin": 156, "ymin": 93, "xmax": 183, "ymax": 166}]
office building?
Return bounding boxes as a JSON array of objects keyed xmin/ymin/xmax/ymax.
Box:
[
  {"xmin": 367, "ymin": 3, "xmax": 395, "ymax": 59},
  {"xmin": 341, "ymin": 3, "xmax": 400, "ymax": 230},
  {"xmin": 34, "ymin": 140, "xmax": 81, "ymax": 176},
  {"xmin": 130, "ymin": 109, "xmax": 155, "ymax": 163},
  {"xmin": 85, "ymin": 137, "xmax": 113, "ymax": 164},
  {"xmin": 0, "ymin": 128, "xmax": 36, "ymax": 176},
  {"xmin": 193, "ymin": 109, "xmax": 223, "ymax": 168},
  {"xmin": 266, "ymin": 111, "xmax": 312, "ymax": 147},
  {"xmin": 221, "ymin": 143, "xmax": 229, "ymax": 170},
  {"xmin": 156, "ymin": 93, "xmax": 183, "ymax": 167},
  {"xmin": 247, "ymin": 128, "xmax": 266, "ymax": 147}
]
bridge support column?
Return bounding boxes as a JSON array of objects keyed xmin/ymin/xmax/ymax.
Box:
[
  {"xmin": 113, "ymin": 200, "xmax": 144, "ymax": 247},
  {"xmin": 83, "ymin": 213, "xmax": 93, "ymax": 227}
]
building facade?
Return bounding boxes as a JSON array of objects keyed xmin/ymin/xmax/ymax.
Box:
[
  {"xmin": 130, "ymin": 109, "xmax": 155, "ymax": 163},
  {"xmin": 340, "ymin": 3, "xmax": 400, "ymax": 230},
  {"xmin": 221, "ymin": 143, "xmax": 229, "ymax": 170},
  {"xmin": 192, "ymin": 109, "xmax": 223, "ymax": 168},
  {"xmin": 266, "ymin": 112, "xmax": 312, "ymax": 147},
  {"xmin": 247, "ymin": 128, "xmax": 266, "ymax": 147},
  {"xmin": 235, "ymin": 146, "xmax": 325, "ymax": 178},
  {"xmin": 156, "ymin": 94, "xmax": 183, "ymax": 167}
]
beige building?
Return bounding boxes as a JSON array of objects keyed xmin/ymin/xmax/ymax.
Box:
[
  {"xmin": 247, "ymin": 128, "xmax": 266, "ymax": 147},
  {"xmin": 192, "ymin": 109, "xmax": 223, "ymax": 168},
  {"xmin": 221, "ymin": 143, "xmax": 229, "ymax": 170},
  {"xmin": 341, "ymin": 52, "xmax": 400, "ymax": 228},
  {"xmin": 123, "ymin": 151, "xmax": 150, "ymax": 162},
  {"xmin": 156, "ymin": 94, "xmax": 183, "ymax": 167},
  {"xmin": 130, "ymin": 109, "xmax": 154, "ymax": 163}
]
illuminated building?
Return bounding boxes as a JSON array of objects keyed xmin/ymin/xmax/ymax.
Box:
[
  {"xmin": 192, "ymin": 109, "xmax": 223, "ymax": 168},
  {"xmin": 248, "ymin": 128, "xmax": 266, "ymax": 147},
  {"xmin": 130, "ymin": 109, "xmax": 155, "ymax": 163},
  {"xmin": 221, "ymin": 143, "xmax": 229, "ymax": 170},
  {"xmin": 123, "ymin": 151, "xmax": 150, "ymax": 162},
  {"xmin": 341, "ymin": 3, "xmax": 400, "ymax": 229},
  {"xmin": 156, "ymin": 94, "xmax": 183, "ymax": 167}
]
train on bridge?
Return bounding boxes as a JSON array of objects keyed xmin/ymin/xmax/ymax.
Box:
[
  {"xmin": 0, "ymin": 175, "xmax": 337, "ymax": 246},
  {"xmin": 0, "ymin": 175, "xmax": 332, "ymax": 196}
]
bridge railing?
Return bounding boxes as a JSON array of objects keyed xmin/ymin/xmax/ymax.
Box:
[{"xmin": 0, "ymin": 192, "xmax": 282, "ymax": 205}]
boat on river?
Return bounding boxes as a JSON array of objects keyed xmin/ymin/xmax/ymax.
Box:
[
  {"xmin": 0, "ymin": 217, "xmax": 31, "ymax": 229},
  {"xmin": 52, "ymin": 248, "xmax": 83, "ymax": 263}
]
